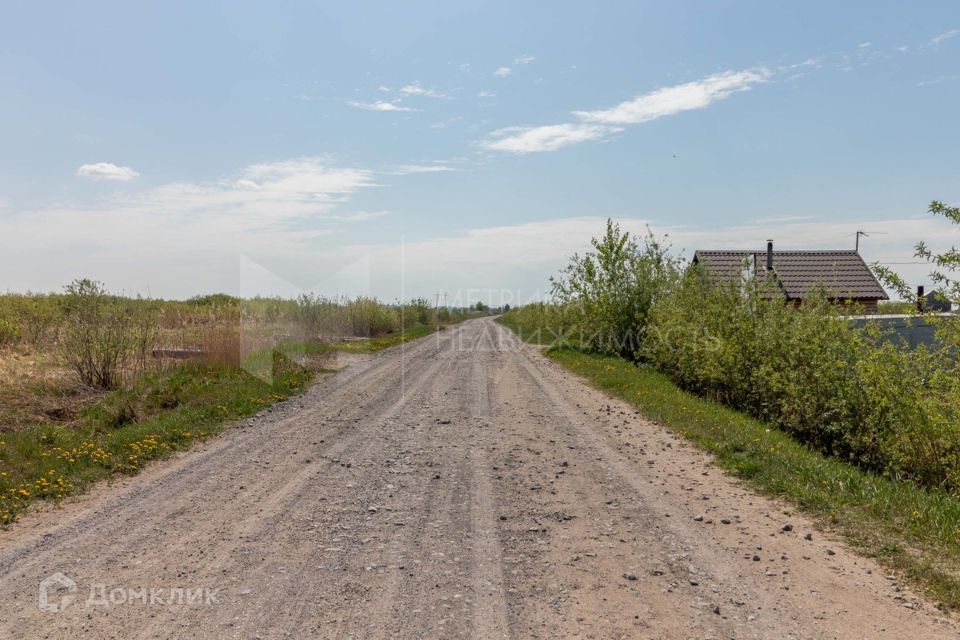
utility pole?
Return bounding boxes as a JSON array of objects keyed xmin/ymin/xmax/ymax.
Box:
[{"xmin": 433, "ymin": 291, "xmax": 447, "ymax": 309}]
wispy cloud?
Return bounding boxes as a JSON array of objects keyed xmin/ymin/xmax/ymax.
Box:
[
  {"xmin": 918, "ymin": 74, "xmax": 960, "ymax": 87},
  {"xmin": 482, "ymin": 68, "xmax": 770, "ymax": 153},
  {"xmin": 514, "ymin": 54, "xmax": 536, "ymax": 65},
  {"xmin": 478, "ymin": 90, "xmax": 496, "ymax": 98},
  {"xmin": 385, "ymin": 163, "xmax": 458, "ymax": 175},
  {"xmin": 149, "ymin": 158, "xmax": 376, "ymax": 225},
  {"xmin": 76, "ymin": 162, "xmax": 140, "ymax": 181},
  {"xmin": 348, "ymin": 100, "xmax": 418, "ymax": 112},
  {"xmin": 482, "ymin": 123, "xmax": 614, "ymax": 153},
  {"xmin": 573, "ymin": 69, "xmax": 771, "ymax": 125},
  {"xmin": 930, "ymin": 29, "xmax": 959, "ymax": 45},
  {"xmin": 494, "ymin": 67, "xmax": 512, "ymax": 78},
  {"xmin": 399, "ymin": 82, "xmax": 449, "ymax": 99}
]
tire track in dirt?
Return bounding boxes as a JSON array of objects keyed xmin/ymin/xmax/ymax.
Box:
[
  {"xmin": 467, "ymin": 357, "xmax": 511, "ymax": 640},
  {"xmin": 373, "ymin": 324, "xmax": 509, "ymax": 639}
]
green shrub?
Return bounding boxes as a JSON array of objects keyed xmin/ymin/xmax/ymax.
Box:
[
  {"xmin": 497, "ymin": 302, "xmax": 578, "ymax": 346},
  {"xmin": 0, "ymin": 294, "xmax": 62, "ymax": 347},
  {"xmin": 405, "ymin": 298, "xmax": 433, "ymax": 325},
  {"xmin": 346, "ymin": 296, "xmax": 399, "ymax": 337},
  {"xmin": 0, "ymin": 317, "xmax": 21, "ymax": 346},
  {"xmin": 550, "ymin": 219, "xmax": 680, "ymax": 358}
]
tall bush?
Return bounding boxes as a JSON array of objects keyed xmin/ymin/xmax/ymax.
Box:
[
  {"xmin": 60, "ymin": 279, "xmax": 156, "ymax": 390},
  {"xmin": 551, "ymin": 219, "xmax": 681, "ymax": 359}
]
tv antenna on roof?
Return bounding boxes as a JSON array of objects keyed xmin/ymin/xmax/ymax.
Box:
[{"xmin": 853, "ymin": 230, "xmax": 887, "ymax": 251}]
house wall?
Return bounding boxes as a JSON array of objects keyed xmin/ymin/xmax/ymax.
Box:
[{"xmin": 854, "ymin": 299, "xmax": 878, "ymax": 314}]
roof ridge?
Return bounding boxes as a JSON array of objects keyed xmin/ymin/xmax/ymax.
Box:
[{"xmin": 695, "ymin": 249, "xmax": 860, "ymax": 254}]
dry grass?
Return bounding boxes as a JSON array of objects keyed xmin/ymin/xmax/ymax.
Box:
[{"xmin": 0, "ymin": 346, "xmax": 100, "ymax": 432}]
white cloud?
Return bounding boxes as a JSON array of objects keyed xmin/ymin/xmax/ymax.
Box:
[
  {"xmin": 399, "ymin": 82, "xmax": 449, "ymax": 99},
  {"xmin": 482, "ymin": 123, "xmax": 614, "ymax": 153},
  {"xmin": 858, "ymin": 42, "xmax": 872, "ymax": 48},
  {"xmin": 116, "ymin": 158, "xmax": 378, "ymax": 234},
  {"xmin": 377, "ymin": 85, "xmax": 391, "ymax": 92},
  {"xmin": 478, "ymin": 90, "xmax": 496, "ymax": 98},
  {"xmin": 930, "ymin": 29, "xmax": 959, "ymax": 45},
  {"xmin": 76, "ymin": 162, "xmax": 140, "ymax": 181},
  {"xmin": 514, "ymin": 54, "xmax": 536, "ymax": 65},
  {"xmin": 494, "ymin": 67, "xmax": 512, "ymax": 78},
  {"xmin": 348, "ymin": 100, "xmax": 417, "ymax": 112},
  {"xmin": 573, "ymin": 68, "xmax": 771, "ymax": 125},
  {"xmin": 385, "ymin": 163, "xmax": 458, "ymax": 175},
  {"xmin": 918, "ymin": 74, "xmax": 960, "ymax": 87},
  {"xmin": 482, "ymin": 68, "xmax": 771, "ymax": 153}
]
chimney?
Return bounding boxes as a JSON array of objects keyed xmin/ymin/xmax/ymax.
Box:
[{"xmin": 766, "ymin": 240, "xmax": 774, "ymax": 272}]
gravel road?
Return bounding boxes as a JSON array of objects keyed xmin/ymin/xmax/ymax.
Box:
[{"xmin": 0, "ymin": 318, "xmax": 956, "ymax": 639}]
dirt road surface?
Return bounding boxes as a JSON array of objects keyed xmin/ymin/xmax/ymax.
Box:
[{"xmin": 0, "ymin": 319, "xmax": 956, "ymax": 639}]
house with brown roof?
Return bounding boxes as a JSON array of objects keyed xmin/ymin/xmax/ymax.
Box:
[{"xmin": 691, "ymin": 240, "xmax": 889, "ymax": 312}]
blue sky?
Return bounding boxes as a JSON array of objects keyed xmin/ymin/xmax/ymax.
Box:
[{"xmin": 1, "ymin": 1, "xmax": 959, "ymax": 302}]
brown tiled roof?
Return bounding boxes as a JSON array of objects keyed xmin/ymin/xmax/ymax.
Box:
[{"xmin": 692, "ymin": 250, "xmax": 889, "ymax": 301}]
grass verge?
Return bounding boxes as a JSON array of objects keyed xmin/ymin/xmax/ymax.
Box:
[
  {"xmin": 540, "ymin": 344, "xmax": 960, "ymax": 609},
  {"xmin": 0, "ymin": 354, "xmax": 312, "ymax": 525},
  {"xmin": 0, "ymin": 321, "xmax": 450, "ymax": 526}
]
